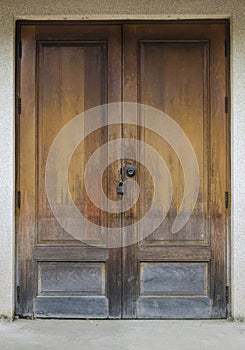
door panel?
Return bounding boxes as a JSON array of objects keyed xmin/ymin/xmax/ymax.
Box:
[
  {"xmin": 17, "ymin": 22, "xmax": 228, "ymax": 319},
  {"xmin": 35, "ymin": 39, "xmax": 110, "ymax": 317},
  {"xmin": 122, "ymin": 23, "xmax": 227, "ymax": 318},
  {"xmin": 17, "ymin": 25, "xmax": 122, "ymax": 318},
  {"xmin": 38, "ymin": 43, "xmax": 107, "ymax": 244},
  {"xmin": 139, "ymin": 41, "xmax": 208, "ymax": 243}
]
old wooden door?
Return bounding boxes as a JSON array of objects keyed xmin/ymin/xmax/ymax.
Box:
[
  {"xmin": 122, "ymin": 23, "xmax": 229, "ymax": 318},
  {"xmin": 17, "ymin": 22, "xmax": 229, "ymax": 319},
  {"xmin": 17, "ymin": 24, "xmax": 123, "ymax": 318}
]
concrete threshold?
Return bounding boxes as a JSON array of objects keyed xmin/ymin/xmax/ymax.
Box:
[{"xmin": 0, "ymin": 319, "xmax": 245, "ymax": 350}]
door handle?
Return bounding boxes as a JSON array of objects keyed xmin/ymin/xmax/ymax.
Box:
[
  {"xmin": 126, "ymin": 165, "xmax": 136, "ymax": 177},
  {"xmin": 117, "ymin": 165, "xmax": 136, "ymax": 195},
  {"xmin": 117, "ymin": 180, "xmax": 125, "ymax": 195}
]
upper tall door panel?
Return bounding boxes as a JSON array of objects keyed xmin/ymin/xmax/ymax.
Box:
[
  {"xmin": 37, "ymin": 41, "xmax": 107, "ymax": 245},
  {"xmin": 138, "ymin": 40, "xmax": 208, "ymax": 244}
]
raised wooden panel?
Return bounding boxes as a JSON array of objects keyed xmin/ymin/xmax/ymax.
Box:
[
  {"xmin": 34, "ymin": 296, "xmax": 109, "ymax": 318},
  {"xmin": 139, "ymin": 262, "xmax": 208, "ymax": 296},
  {"xmin": 38, "ymin": 262, "xmax": 106, "ymax": 296},
  {"xmin": 137, "ymin": 297, "xmax": 213, "ymax": 319},
  {"xmin": 139, "ymin": 41, "xmax": 209, "ymax": 245},
  {"xmin": 37, "ymin": 42, "xmax": 107, "ymax": 245}
]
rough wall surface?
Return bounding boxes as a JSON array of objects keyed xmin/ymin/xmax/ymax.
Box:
[{"xmin": 0, "ymin": 0, "xmax": 244, "ymax": 319}]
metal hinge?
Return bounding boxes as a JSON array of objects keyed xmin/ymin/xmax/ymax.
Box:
[
  {"xmin": 225, "ymin": 191, "xmax": 229, "ymax": 209},
  {"xmin": 16, "ymin": 286, "xmax": 20, "ymax": 303},
  {"xmin": 226, "ymin": 285, "xmax": 231, "ymax": 316},
  {"xmin": 225, "ymin": 96, "xmax": 228, "ymax": 114},
  {"xmin": 17, "ymin": 96, "xmax": 21, "ymax": 115},
  {"xmin": 17, "ymin": 191, "xmax": 21, "ymax": 209},
  {"xmin": 226, "ymin": 285, "xmax": 230, "ymax": 304},
  {"xmin": 19, "ymin": 41, "xmax": 22, "ymax": 59},
  {"xmin": 225, "ymin": 40, "xmax": 228, "ymax": 57}
]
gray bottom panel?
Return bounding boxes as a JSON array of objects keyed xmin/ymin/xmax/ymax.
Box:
[
  {"xmin": 137, "ymin": 297, "xmax": 213, "ymax": 319},
  {"xmin": 34, "ymin": 296, "xmax": 109, "ymax": 318}
]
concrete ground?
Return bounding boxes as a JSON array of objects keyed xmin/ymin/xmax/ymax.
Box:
[{"xmin": 0, "ymin": 319, "xmax": 245, "ymax": 350}]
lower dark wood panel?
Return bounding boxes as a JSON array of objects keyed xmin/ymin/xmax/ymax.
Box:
[
  {"xmin": 136, "ymin": 297, "xmax": 213, "ymax": 319},
  {"xmin": 139, "ymin": 262, "xmax": 208, "ymax": 296},
  {"xmin": 34, "ymin": 296, "xmax": 109, "ymax": 318},
  {"xmin": 38, "ymin": 262, "xmax": 106, "ymax": 296}
]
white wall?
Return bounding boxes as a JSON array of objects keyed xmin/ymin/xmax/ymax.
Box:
[{"xmin": 0, "ymin": 0, "xmax": 244, "ymax": 319}]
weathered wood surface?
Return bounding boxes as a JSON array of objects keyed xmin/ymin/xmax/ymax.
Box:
[
  {"xmin": 34, "ymin": 296, "xmax": 109, "ymax": 318},
  {"xmin": 122, "ymin": 22, "xmax": 228, "ymax": 319},
  {"xmin": 34, "ymin": 246, "xmax": 108, "ymax": 261},
  {"xmin": 137, "ymin": 246, "xmax": 211, "ymax": 261},
  {"xmin": 17, "ymin": 22, "xmax": 229, "ymax": 319},
  {"xmin": 137, "ymin": 297, "xmax": 213, "ymax": 319},
  {"xmin": 140, "ymin": 263, "xmax": 208, "ymax": 295},
  {"xmin": 38, "ymin": 262, "xmax": 106, "ymax": 295},
  {"xmin": 17, "ymin": 24, "xmax": 122, "ymax": 318}
]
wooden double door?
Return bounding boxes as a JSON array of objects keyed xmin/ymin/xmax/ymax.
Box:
[{"xmin": 16, "ymin": 22, "xmax": 229, "ymax": 318}]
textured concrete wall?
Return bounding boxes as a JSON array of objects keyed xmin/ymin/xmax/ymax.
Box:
[{"xmin": 0, "ymin": 0, "xmax": 244, "ymax": 319}]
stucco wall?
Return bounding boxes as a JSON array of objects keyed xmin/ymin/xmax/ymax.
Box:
[{"xmin": 0, "ymin": 0, "xmax": 244, "ymax": 319}]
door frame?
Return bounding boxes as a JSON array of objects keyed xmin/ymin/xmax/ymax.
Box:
[{"xmin": 15, "ymin": 19, "xmax": 231, "ymax": 318}]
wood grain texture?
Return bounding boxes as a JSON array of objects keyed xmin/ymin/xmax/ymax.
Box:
[
  {"xmin": 140, "ymin": 262, "xmax": 208, "ymax": 295},
  {"xmin": 16, "ymin": 25, "xmax": 36, "ymax": 317},
  {"xmin": 37, "ymin": 42, "xmax": 106, "ymax": 244},
  {"xmin": 34, "ymin": 296, "xmax": 109, "ymax": 318},
  {"xmin": 209, "ymin": 24, "xmax": 228, "ymax": 318},
  {"xmin": 137, "ymin": 297, "xmax": 213, "ymax": 319},
  {"xmin": 137, "ymin": 246, "xmax": 211, "ymax": 261},
  {"xmin": 105, "ymin": 26, "xmax": 123, "ymax": 318},
  {"xmin": 139, "ymin": 40, "xmax": 209, "ymax": 244},
  {"xmin": 34, "ymin": 246, "xmax": 108, "ymax": 261},
  {"xmin": 17, "ymin": 22, "xmax": 229, "ymax": 319},
  {"xmin": 38, "ymin": 262, "xmax": 106, "ymax": 295},
  {"xmin": 17, "ymin": 24, "xmax": 122, "ymax": 318},
  {"xmin": 122, "ymin": 22, "xmax": 228, "ymax": 319}
]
